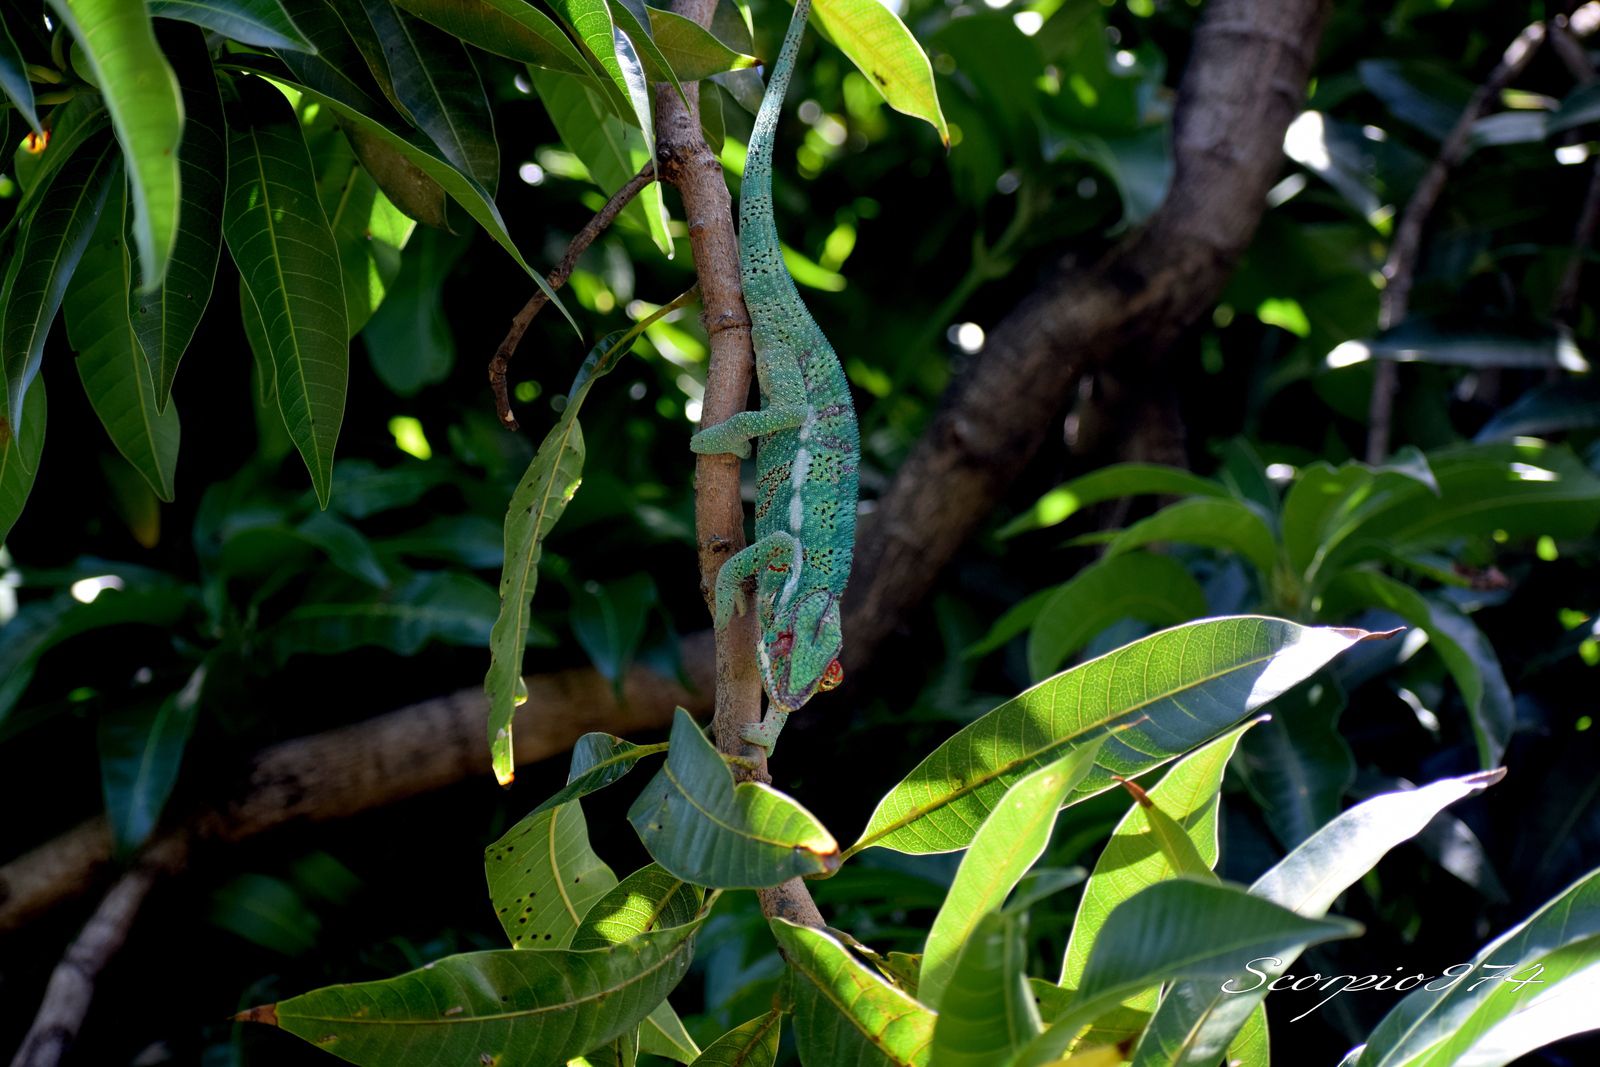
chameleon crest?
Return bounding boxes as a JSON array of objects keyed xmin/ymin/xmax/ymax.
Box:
[{"xmin": 690, "ymin": 0, "xmax": 859, "ymax": 751}]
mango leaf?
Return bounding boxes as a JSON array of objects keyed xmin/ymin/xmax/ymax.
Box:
[
  {"xmin": 1350, "ymin": 866, "xmax": 1600, "ymax": 1067},
  {"xmin": 645, "ymin": 7, "xmax": 756, "ymax": 80},
  {"xmin": 1056, "ymin": 724, "xmax": 1256, "ymax": 1049},
  {"xmin": 770, "ymin": 920, "xmax": 936, "ymax": 1066},
  {"xmin": 1013, "ymin": 879, "xmax": 1361, "ymax": 1067},
  {"xmin": 0, "ymin": 579, "xmax": 193, "ymax": 727},
  {"xmin": 999, "ymin": 464, "xmax": 1227, "ymax": 539},
  {"xmin": 393, "ymin": 0, "xmax": 593, "ymax": 75},
  {"xmin": 0, "ymin": 94, "xmax": 108, "ymax": 249},
  {"xmin": 0, "ymin": 15, "xmax": 39, "ymax": 133},
  {"xmin": 640, "ymin": 1000, "xmax": 701, "ymax": 1063},
  {"xmin": 98, "ymin": 664, "xmax": 203, "ymax": 855},
  {"xmin": 132, "ymin": 25, "xmax": 226, "ymax": 410},
  {"xmin": 1324, "ymin": 570, "xmax": 1513, "ymax": 768},
  {"xmin": 65, "ymin": 179, "xmax": 182, "ymax": 500},
  {"xmin": 572, "ymin": 572, "xmax": 657, "ymax": 695},
  {"xmin": 486, "ymin": 306, "xmax": 686, "ymax": 782},
  {"xmin": 222, "ymin": 79, "xmax": 350, "ymax": 507},
  {"xmin": 229, "ymin": 61, "xmax": 577, "ymax": 331},
  {"xmin": 919, "ymin": 739, "xmax": 1109, "ymax": 1009},
  {"xmin": 312, "ymin": 129, "xmax": 415, "ymax": 337},
  {"xmin": 1129, "ymin": 769, "xmax": 1505, "ymax": 1066},
  {"xmin": 268, "ymin": 570, "xmax": 498, "ymax": 660},
  {"xmin": 249, "ymin": 918, "xmax": 704, "ymax": 1065},
  {"xmin": 532, "ymin": 732, "xmax": 668, "ymax": 816},
  {"xmin": 688, "ymin": 1012, "xmax": 780, "ymax": 1067},
  {"xmin": 1103, "ymin": 497, "xmax": 1279, "ymax": 582},
  {"xmin": 149, "ymin": 0, "xmax": 313, "ymax": 50},
  {"xmin": 607, "ymin": 0, "xmax": 687, "ymax": 109},
  {"xmin": 930, "ymin": 910, "xmax": 1039, "ymax": 1067},
  {"xmin": 294, "ymin": 510, "xmax": 388, "ymax": 586},
  {"xmin": 0, "ymin": 376, "xmax": 46, "ymax": 545},
  {"xmin": 272, "ymin": 0, "xmax": 396, "ymax": 115},
  {"xmin": 2, "ymin": 134, "xmax": 118, "ymax": 433},
  {"xmin": 850, "ymin": 617, "xmax": 1380, "ymax": 857},
  {"xmin": 355, "ymin": 0, "xmax": 500, "ymax": 192},
  {"xmin": 629, "ymin": 709, "xmax": 839, "ymax": 887},
  {"xmin": 1227, "ymin": 1006, "xmax": 1270, "ymax": 1067},
  {"xmin": 486, "ymin": 800, "xmax": 618, "ymax": 949},
  {"xmin": 550, "ymin": 0, "xmax": 647, "ymax": 127},
  {"xmin": 1235, "ymin": 674, "xmax": 1354, "ymax": 850},
  {"xmin": 1025, "ymin": 552, "xmax": 1208, "ymax": 681},
  {"xmin": 361, "ymin": 225, "xmax": 463, "ymax": 394},
  {"xmin": 571, "ymin": 864, "xmax": 704, "ymax": 950},
  {"xmin": 811, "ymin": 0, "xmax": 948, "ymax": 143},
  {"xmin": 47, "ymin": 0, "xmax": 184, "ymax": 291}
]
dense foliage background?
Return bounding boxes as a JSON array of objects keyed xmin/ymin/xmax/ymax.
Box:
[{"xmin": 5, "ymin": 0, "xmax": 1600, "ymax": 1063}]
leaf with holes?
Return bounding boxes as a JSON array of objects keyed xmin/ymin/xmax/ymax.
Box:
[
  {"xmin": 486, "ymin": 800, "xmax": 618, "ymax": 949},
  {"xmin": 571, "ymin": 863, "xmax": 704, "ymax": 950},
  {"xmin": 629, "ymin": 709, "xmax": 839, "ymax": 888}
]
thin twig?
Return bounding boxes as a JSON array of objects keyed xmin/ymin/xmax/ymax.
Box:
[
  {"xmin": 1552, "ymin": 6, "xmax": 1600, "ymax": 333},
  {"xmin": 1366, "ymin": 21, "xmax": 1547, "ymax": 462},
  {"xmin": 8, "ymin": 837, "xmax": 186, "ymax": 1067},
  {"xmin": 489, "ymin": 165, "xmax": 656, "ymax": 430}
]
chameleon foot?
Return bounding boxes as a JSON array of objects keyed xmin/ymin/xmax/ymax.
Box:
[{"xmin": 740, "ymin": 710, "xmax": 791, "ymax": 754}]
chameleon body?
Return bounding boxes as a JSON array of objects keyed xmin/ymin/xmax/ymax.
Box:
[{"xmin": 689, "ymin": 0, "xmax": 859, "ymax": 753}]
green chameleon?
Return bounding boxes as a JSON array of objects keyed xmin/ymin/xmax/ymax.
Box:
[{"xmin": 689, "ymin": 0, "xmax": 859, "ymax": 754}]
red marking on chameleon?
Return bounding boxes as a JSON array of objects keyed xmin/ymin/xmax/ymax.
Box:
[
  {"xmin": 773, "ymin": 632, "xmax": 794, "ymax": 654},
  {"xmin": 767, "ymin": 562, "xmax": 789, "ymax": 572},
  {"xmin": 819, "ymin": 659, "xmax": 844, "ymax": 691}
]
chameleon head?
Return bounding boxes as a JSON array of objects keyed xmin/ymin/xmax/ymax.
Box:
[{"xmin": 759, "ymin": 588, "xmax": 845, "ymax": 712}]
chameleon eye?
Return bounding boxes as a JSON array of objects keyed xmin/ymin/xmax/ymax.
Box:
[
  {"xmin": 819, "ymin": 659, "xmax": 844, "ymax": 691},
  {"xmin": 773, "ymin": 631, "xmax": 795, "ymax": 655}
]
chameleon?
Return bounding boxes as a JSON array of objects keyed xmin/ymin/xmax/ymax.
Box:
[{"xmin": 689, "ymin": 0, "xmax": 859, "ymax": 754}]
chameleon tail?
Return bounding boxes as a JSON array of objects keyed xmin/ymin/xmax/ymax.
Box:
[{"xmin": 740, "ymin": 0, "xmax": 812, "ymax": 227}]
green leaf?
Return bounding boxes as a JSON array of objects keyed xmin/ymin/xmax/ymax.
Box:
[
  {"xmin": 571, "ymin": 863, "xmax": 704, "ymax": 949},
  {"xmin": 2, "ymin": 134, "xmax": 118, "ymax": 433},
  {"xmin": 629, "ymin": 709, "xmax": 840, "ymax": 887},
  {"xmin": 133, "ymin": 27, "xmax": 226, "ymax": 409},
  {"xmin": 851, "ymin": 617, "xmax": 1378, "ymax": 857},
  {"xmin": 222, "ymin": 80, "xmax": 350, "ymax": 507},
  {"xmin": 0, "ymin": 93, "xmax": 109, "ymax": 249},
  {"xmin": 930, "ymin": 910, "xmax": 1039, "ymax": 1067},
  {"xmin": 312, "ymin": 126, "xmax": 416, "ymax": 337},
  {"xmin": 769, "ymin": 919, "xmax": 936, "ymax": 1067},
  {"xmin": 272, "ymin": 0, "xmax": 396, "ymax": 115},
  {"xmin": 1056, "ymin": 724, "xmax": 1255, "ymax": 1049},
  {"xmin": 688, "ymin": 1012, "xmax": 780, "ymax": 1067},
  {"xmin": 486, "ymin": 313, "xmax": 677, "ymax": 782},
  {"xmin": 571, "ymin": 572, "xmax": 657, "ymax": 694},
  {"xmin": 607, "ymin": 0, "xmax": 687, "ymax": 109},
  {"xmin": 1550, "ymin": 80, "xmax": 1600, "ymax": 134},
  {"xmin": 1025, "ymin": 552, "xmax": 1208, "ymax": 681},
  {"xmin": 149, "ymin": 0, "xmax": 314, "ymax": 50},
  {"xmin": 361, "ymin": 225, "xmax": 463, "ymax": 393},
  {"xmin": 65, "ymin": 179, "xmax": 182, "ymax": 500},
  {"xmin": 532, "ymin": 732, "xmax": 668, "ymax": 816},
  {"xmin": 230, "ymin": 63, "xmax": 580, "ymax": 333},
  {"xmin": 97, "ymin": 664, "xmax": 203, "ymax": 855},
  {"xmin": 644, "ymin": 7, "xmax": 756, "ymax": 80},
  {"xmin": 0, "ymin": 14, "xmax": 40, "ymax": 134},
  {"xmin": 1227, "ymin": 1005, "xmax": 1270, "ymax": 1067},
  {"xmin": 1324, "ymin": 570, "xmax": 1513, "ymax": 767},
  {"xmin": 1129, "ymin": 769, "xmax": 1505, "ymax": 1066},
  {"xmin": 0, "ymin": 375, "xmax": 46, "ymax": 545},
  {"xmin": 354, "ymin": 0, "xmax": 501, "ymax": 192},
  {"xmin": 255, "ymin": 919, "xmax": 704, "ymax": 1064},
  {"xmin": 1351, "ymin": 866, "xmax": 1600, "ymax": 1067},
  {"xmin": 640, "ymin": 1000, "xmax": 701, "ymax": 1063},
  {"xmin": 919, "ymin": 739, "xmax": 1109, "ymax": 1010},
  {"xmin": 1368, "ymin": 319, "xmax": 1580, "ymax": 369},
  {"xmin": 998, "ymin": 464, "xmax": 1226, "ymax": 539},
  {"xmin": 1236, "ymin": 675, "xmax": 1354, "ymax": 849},
  {"xmin": 295, "ymin": 510, "xmax": 389, "ymax": 587},
  {"xmin": 486, "ymin": 800, "xmax": 618, "ymax": 949},
  {"xmin": 1015, "ymin": 879, "xmax": 1361, "ymax": 1067},
  {"xmin": 811, "ymin": 0, "xmax": 948, "ymax": 143},
  {"xmin": 47, "ymin": 0, "xmax": 184, "ymax": 291},
  {"xmin": 393, "ymin": 0, "xmax": 593, "ymax": 75},
  {"xmin": 550, "ymin": 0, "xmax": 647, "ymax": 131},
  {"xmin": 1102, "ymin": 497, "xmax": 1280, "ymax": 583},
  {"xmin": 268, "ymin": 570, "xmax": 498, "ymax": 660},
  {"xmin": 0, "ymin": 579, "xmax": 192, "ymax": 727}
]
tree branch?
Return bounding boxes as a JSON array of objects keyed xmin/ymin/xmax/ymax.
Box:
[
  {"xmin": 847, "ymin": 0, "xmax": 1331, "ymax": 657},
  {"xmin": 489, "ymin": 165, "xmax": 656, "ymax": 430},
  {"xmin": 1365, "ymin": 20, "xmax": 1547, "ymax": 462}
]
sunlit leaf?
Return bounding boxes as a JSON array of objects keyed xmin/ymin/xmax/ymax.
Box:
[
  {"xmin": 394, "ymin": 0, "xmax": 593, "ymax": 75},
  {"xmin": 486, "ymin": 800, "xmax": 618, "ymax": 949},
  {"xmin": 1024, "ymin": 552, "xmax": 1208, "ymax": 680},
  {"xmin": 532, "ymin": 732, "xmax": 668, "ymax": 816},
  {"xmin": 998, "ymin": 464, "xmax": 1226, "ymax": 539},
  {"xmin": 811, "ymin": 0, "xmax": 948, "ymax": 143},
  {"xmin": 931, "ymin": 909, "xmax": 1038, "ymax": 1067},
  {"xmin": 47, "ymin": 0, "xmax": 184, "ymax": 290},
  {"xmin": 629, "ymin": 709, "xmax": 839, "ymax": 887},
  {"xmin": 687, "ymin": 1012, "xmax": 780, "ymax": 1067},
  {"xmin": 852, "ymin": 617, "xmax": 1379, "ymax": 857},
  {"xmin": 571, "ymin": 864, "xmax": 704, "ymax": 950},
  {"xmin": 645, "ymin": 7, "xmax": 756, "ymax": 80}
]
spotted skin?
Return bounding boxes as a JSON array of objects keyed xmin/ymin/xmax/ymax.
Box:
[{"xmin": 689, "ymin": 0, "xmax": 858, "ymax": 753}]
